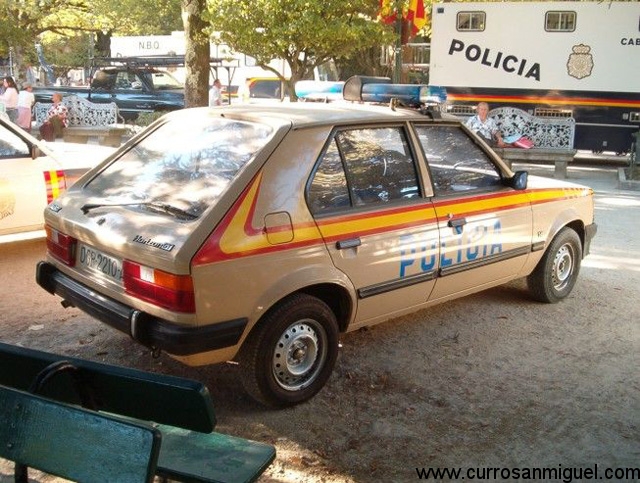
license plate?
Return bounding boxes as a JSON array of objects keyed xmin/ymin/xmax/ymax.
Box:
[{"xmin": 77, "ymin": 244, "xmax": 123, "ymax": 283}]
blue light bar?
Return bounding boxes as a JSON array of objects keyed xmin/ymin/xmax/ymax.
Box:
[
  {"xmin": 295, "ymin": 81, "xmax": 344, "ymax": 101},
  {"xmin": 294, "ymin": 75, "xmax": 447, "ymax": 108},
  {"xmin": 343, "ymin": 75, "xmax": 447, "ymax": 107}
]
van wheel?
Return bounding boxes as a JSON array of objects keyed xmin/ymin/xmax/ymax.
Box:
[
  {"xmin": 527, "ymin": 227, "xmax": 582, "ymax": 303},
  {"xmin": 239, "ymin": 294, "xmax": 339, "ymax": 407}
]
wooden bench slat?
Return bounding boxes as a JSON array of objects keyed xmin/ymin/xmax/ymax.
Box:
[
  {"xmin": 0, "ymin": 341, "xmax": 216, "ymax": 432},
  {"xmin": 156, "ymin": 425, "xmax": 276, "ymax": 483},
  {"xmin": 0, "ymin": 385, "xmax": 161, "ymax": 483}
]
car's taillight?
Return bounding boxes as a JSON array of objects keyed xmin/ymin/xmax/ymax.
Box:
[
  {"xmin": 45, "ymin": 225, "xmax": 77, "ymax": 266},
  {"xmin": 123, "ymin": 261, "xmax": 195, "ymax": 313}
]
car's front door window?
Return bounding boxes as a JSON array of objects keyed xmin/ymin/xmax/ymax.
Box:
[{"xmin": 415, "ymin": 125, "xmax": 502, "ymax": 196}]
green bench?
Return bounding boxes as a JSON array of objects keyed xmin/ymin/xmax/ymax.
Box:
[
  {"xmin": 1, "ymin": 385, "xmax": 161, "ymax": 483},
  {"xmin": 0, "ymin": 341, "xmax": 275, "ymax": 482}
]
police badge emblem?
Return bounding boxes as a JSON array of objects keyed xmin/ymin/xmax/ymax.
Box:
[{"xmin": 567, "ymin": 44, "xmax": 594, "ymax": 80}]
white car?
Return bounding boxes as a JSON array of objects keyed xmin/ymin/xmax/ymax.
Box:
[{"xmin": 0, "ymin": 115, "xmax": 114, "ymax": 236}]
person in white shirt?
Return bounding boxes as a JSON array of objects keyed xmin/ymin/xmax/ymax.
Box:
[
  {"xmin": 0, "ymin": 77, "xmax": 19, "ymax": 123},
  {"xmin": 16, "ymin": 82, "xmax": 35, "ymax": 130},
  {"xmin": 209, "ymin": 79, "xmax": 222, "ymax": 107},
  {"xmin": 465, "ymin": 102, "xmax": 505, "ymax": 147}
]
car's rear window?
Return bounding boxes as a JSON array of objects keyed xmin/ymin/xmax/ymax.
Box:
[{"xmin": 83, "ymin": 116, "xmax": 273, "ymax": 219}]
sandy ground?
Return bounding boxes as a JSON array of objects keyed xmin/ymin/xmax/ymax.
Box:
[{"xmin": 0, "ymin": 163, "xmax": 638, "ymax": 482}]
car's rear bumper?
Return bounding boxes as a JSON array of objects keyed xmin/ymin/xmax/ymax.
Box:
[{"xmin": 36, "ymin": 261, "xmax": 247, "ymax": 356}]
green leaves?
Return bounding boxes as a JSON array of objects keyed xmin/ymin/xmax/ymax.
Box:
[{"xmin": 206, "ymin": 0, "xmax": 387, "ymax": 99}]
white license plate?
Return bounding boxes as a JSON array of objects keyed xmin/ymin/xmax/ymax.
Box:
[{"xmin": 77, "ymin": 244, "xmax": 123, "ymax": 283}]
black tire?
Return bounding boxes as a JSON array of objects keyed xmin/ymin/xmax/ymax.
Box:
[
  {"xmin": 239, "ymin": 294, "xmax": 339, "ymax": 407},
  {"xmin": 527, "ymin": 227, "xmax": 582, "ymax": 303}
]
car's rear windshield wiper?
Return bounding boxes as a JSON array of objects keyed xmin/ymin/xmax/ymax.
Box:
[{"xmin": 81, "ymin": 201, "xmax": 198, "ymax": 220}]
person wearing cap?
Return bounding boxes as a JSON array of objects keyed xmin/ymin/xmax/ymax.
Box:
[{"xmin": 16, "ymin": 82, "xmax": 35, "ymax": 131}]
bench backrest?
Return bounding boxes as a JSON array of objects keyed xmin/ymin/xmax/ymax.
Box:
[
  {"xmin": 0, "ymin": 341, "xmax": 216, "ymax": 433},
  {"xmin": 33, "ymin": 95, "xmax": 119, "ymax": 127},
  {"xmin": 0, "ymin": 384, "xmax": 161, "ymax": 483},
  {"xmin": 488, "ymin": 107, "xmax": 576, "ymax": 149}
]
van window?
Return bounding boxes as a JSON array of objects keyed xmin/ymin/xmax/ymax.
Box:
[
  {"xmin": 545, "ymin": 11, "xmax": 576, "ymax": 32},
  {"xmin": 83, "ymin": 116, "xmax": 273, "ymax": 219},
  {"xmin": 457, "ymin": 12, "xmax": 485, "ymax": 32}
]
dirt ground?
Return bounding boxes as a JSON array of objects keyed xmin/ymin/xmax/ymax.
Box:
[{"xmin": 1, "ymin": 163, "xmax": 638, "ymax": 482}]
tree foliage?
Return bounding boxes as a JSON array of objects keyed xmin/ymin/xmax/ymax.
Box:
[
  {"xmin": 206, "ymin": 0, "xmax": 390, "ymax": 100},
  {"xmin": 1, "ymin": 0, "xmax": 182, "ymax": 77}
]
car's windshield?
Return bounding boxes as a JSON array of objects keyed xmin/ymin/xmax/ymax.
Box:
[
  {"xmin": 83, "ymin": 116, "xmax": 273, "ymax": 219},
  {"xmin": 148, "ymin": 70, "xmax": 183, "ymax": 90}
]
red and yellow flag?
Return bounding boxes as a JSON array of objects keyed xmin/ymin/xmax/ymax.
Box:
[
  {"xmin": 44, "ymin": 170, "xmax": 67, "ymax": 204},
  {"xmin": 406, "ymin": 0, "xmax": 427, "ymax": 35}
]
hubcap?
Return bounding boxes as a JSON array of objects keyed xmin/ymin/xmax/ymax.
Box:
[
  {"xmin": 272, "ymin": 320, "xmax": 327, "ymax": 391},
  {"xmin": 552, "ymin": 243, "xmax": 574, "ymax": 291}
]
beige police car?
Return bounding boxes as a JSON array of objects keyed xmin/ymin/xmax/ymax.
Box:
[{"xmin": 36, "ymin": 81, "xmax": 597, "ymax": 406}]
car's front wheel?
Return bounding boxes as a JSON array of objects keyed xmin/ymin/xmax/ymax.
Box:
[
  {"xmin": 527, "ymin": 227, "xmax": 582, "ymax": 303},
  {"xmin": 239, "ymin": 294, "xmax": 339, "ymax": 407}
]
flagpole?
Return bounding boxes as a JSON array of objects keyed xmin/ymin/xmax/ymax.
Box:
[{"xmin": 393, "ymin": 0, "xmax": 403, "ymax": 83}]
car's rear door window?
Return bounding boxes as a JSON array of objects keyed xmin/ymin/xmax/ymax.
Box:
[
  {"xmin": 308, "ymin": 126, "xmax": 421, "ymax": 214},
  {"xmin": 83, "ymin": 116, "xmax": 273, "ymax": 219}
]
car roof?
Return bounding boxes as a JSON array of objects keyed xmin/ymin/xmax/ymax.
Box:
[{"xmin": 165, "ymin": 102, "xmax": 438, "ymax": 130}]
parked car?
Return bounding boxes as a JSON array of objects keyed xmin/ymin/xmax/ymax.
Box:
[
  {"xmin": 32, "ymin": 57, "xmax": 186, "ymax": 121},
  {"xmin": 36, "ymin": 82, "xmax": 597, "ymax": 406},
  {"xmin": 0, "ymin": 115, "xmax": 114, "ymax": 237}
]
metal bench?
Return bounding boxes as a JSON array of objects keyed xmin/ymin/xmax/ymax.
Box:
[
  {"xmin": 33, "ymin": 95, "xmax": 128, "ymax": 147},
  {"xmin": 488, "ymin": 107, "xmax": 577, "ymax": 178},
  {"xmin": 0, "ymin": 341, "xmax": 275, "ymax": 483}
]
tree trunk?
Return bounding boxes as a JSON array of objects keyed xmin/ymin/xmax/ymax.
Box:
[{"xmin": 182, "ymin": 0, "xmax": 210, "ymax": 108}]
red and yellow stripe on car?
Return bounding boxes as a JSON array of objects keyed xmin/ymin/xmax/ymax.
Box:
[{"xmin": 194, "ymin": 173, "xmax": 592, "ymax": 264}]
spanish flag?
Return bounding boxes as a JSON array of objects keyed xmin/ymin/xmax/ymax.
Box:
[
  {"xmin": 379, "ymin": 0, "xmax": 397, "ymax": 24},
  {"xmin": 44, "ymin": 170, "xmax": 67, "ymax": 204},
  {"xmin": 406, "ymin": 0, "xmax": 427, "ymax": 35}
]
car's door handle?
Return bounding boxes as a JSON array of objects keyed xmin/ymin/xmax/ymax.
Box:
[
  {"xmin": 336, "ymin": 238, "xmax": 362, "ymax": 250},
  {"xmin": 448, "ymin": 217, "xmax": 467, "ymax": 234},
  {"xmin": 447, "ymin": 217, "xmax": 467, "ymax": 228}
]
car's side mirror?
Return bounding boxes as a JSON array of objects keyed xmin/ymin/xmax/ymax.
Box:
[{"xmin": 508, "ymin": 170, "xmax": 528, "ymax": 190}]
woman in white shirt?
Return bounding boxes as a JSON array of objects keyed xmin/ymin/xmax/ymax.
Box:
[
  {"xmin": 16, "ymin": 82, "xmax": 35, "ymax": 130},
  {"xmin": 0, "ymin": 77, "xmax": 19, "ymax": 123}
]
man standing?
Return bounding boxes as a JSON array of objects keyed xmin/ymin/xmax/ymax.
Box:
[{"xmin": 209, "ymin": 79, "xmax": 222, "ymax": 107}]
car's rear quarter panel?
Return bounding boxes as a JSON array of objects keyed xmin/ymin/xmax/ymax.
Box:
[{"xmin": 185, "ymin": 126, "xmax": 356, "ymax": 365}]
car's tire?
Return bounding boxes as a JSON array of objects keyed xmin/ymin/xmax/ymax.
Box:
[
  {"xmin": 239, "ymin": 293, "xmax": 339, "ymax": 407},
  {"xmin": 527, "ymin": 227, "xmax": 582, "ymax": 303}
]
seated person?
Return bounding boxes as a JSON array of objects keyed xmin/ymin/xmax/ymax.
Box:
[
  {"xmin": 465, "ymin": 102, "xmax": 506, "ymax": 147},
  {"xmin": 39, "ymin": 93, "xmax": 68, "ymax": 141}
]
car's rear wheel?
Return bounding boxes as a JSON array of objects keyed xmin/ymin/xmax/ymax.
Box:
[
  {"xmin": 527, "ymin": 227, "xmax": 582, "ymax": 303},
  {"xmin": 239, "ymin": 293, "xmax": 339, "ymax": 407}
]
